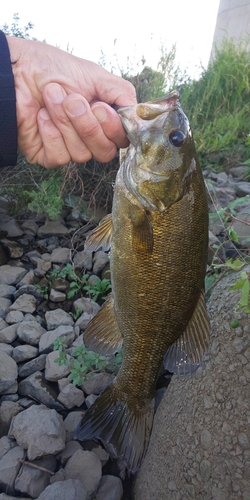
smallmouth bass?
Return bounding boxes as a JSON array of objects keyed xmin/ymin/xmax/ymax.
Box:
[{"xmin": 74, "ymin": 91, "xmax": 210, "ymax": 473}]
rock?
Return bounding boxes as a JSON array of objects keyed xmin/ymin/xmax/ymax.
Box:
[
  {"xmin": 73, "ymin": 250, "xmax": 93, "ymax": 270},
  {"xmin": 0, "ymin": 266, "xmax": 27, "ymax": 286},
  {"xmin": 85, "ymin": 394, "xmax": 98, "ymax": 408},
  {"xmin": 18, "ymin": 354, "xmax": 47, "ymax": 378},
  {"xmin": 18, "ymin": 371, "xmax": 64, "ymax": 410},
  {"xmin": 1, "ymin": 239, "xmax": 23, "ymax": 259},
  {"xmin": 49, "ymin": 288, "xmax": 66, "ymax": 302},
  {"xmin": 45, "ymin": 309, "xmax": 74, "ymax": 330},
  {"xmin": 56, "ymin": 440, "xmax": 83, "ymax": 466},
  {"xmin": 73, "ymin": 296, "xmax": 100, "ymax": 316},
  {"xmin": 96, "ymin": 475, "xmax": 123, "ymax": 500},
  {"xmin": 57, "ymin": 382, "xmax": 85, "ymax": 408},
  {"xmin": 134, "ymin": 265, "xmax": 250, "ymax": 500},
  {"xmin": 92, "ymin": 251, "xmax": 109, "ymax": 275},
  {"xmin": 0, "ymin": 343, "xmax": 13, "ymax": 356},
  {"xmin": 63, "ymin": 411, "xmax": 85, "ymax": 442},
  {"xmin": 50, "ymin": 277, "xmax": 68, "ymax": 291},
  {"xmin": 37, "ymin": 220, "xmax": 68, "ymax": 238},
  {"xmin": 0, "ymin": 495, "xmax": 27, "ymax": 500},
  {"xmin": 45, "ymin": 350, "xmax": 72, "ymax": 381},
  {"xmin": 49, "ymin": 247, "xmax": 71, "ymax": 263},
  {"xmin": 0, "ymin": 401, "xmax": 21, "ymax": 437},
  {"xmin": 0, "ymin": 324, "xmax": 18, "ymax": 343},
  {"xmin": 8, "ymin": 293, "xmax": 36, "ymax": 313},
  {"xmin": 35, "ymin": 259, "xmax": 52, "ymax": 277},
  {"xmin": 0, "ymin": 351, "xmax": 17, "ymax": 393},
  {"xmin": 0, "ymin": 446, "xmax": 25, "ymax": 495},
  {"xmin": 5, "ymin": 310, "xmax": 24, "ymax": 324},
  {"xmin": 39, "ymin": 325, "xmax": 75, "ymax": 354},
  {"xmin": 0, "ymin": 285, "xmax": 15, "ymax": 299},
  {"xmin": 90, "ymin": 445, "xmax": 110, "ymax": 467},
  {"xmin": 64, "ymin": 449, "xmax": 102, "ymax": 497},
  {"xmin": 75, "ymin": 311, "xmax": 95, "ymax": 330},
  {"xmin": 235, "ymin": 181, "xmax": 250, "ymax": 196},
  {"xmin": 0, "ymin": 381, "xmax": 18, "ymax": 395},
  {"xmin": 0, "ymin": 218, "xmax": 23, "ymax": 237},
  {"xmin": 21, "ymin": 219, "xmax": 39, "ymax": 235},
  {"xmin": 12, "ymin": 344, "xmax": 38, "ymax": 363},
  {"xmin": 9, "ymin": 405, "xmax": 65, "ymax": 460},
  {"xmin": 16, "ymin": 269, "xmax": 37, "ymax": 287},
  {"xmin": 0, "ymin": 436, "xmax": 17, "ymax": 460},
  {"xmin": 0, "ymin": 318, "xmax": 7, "ymax": 329},
  {"xmin": 231, "ymin": 207, "xmax": 250, "ymax": 248},
  {"xmin": 14, "ymin": 455, "xmax": 57, "ymax": 498},
  {"xmin": 36, "ymin": 479, "xmax": 87, "ymax": 500},
  {"xmin": 0, "ymin": 298, "xmax": 11, "ymax": 318},
  {"xmin": 81, "ymin": 372, "xmax": 114, "ymax": 395},
  {"xmin": 16, "ymin": 320, "xmax": 46, "ymax": 346}
]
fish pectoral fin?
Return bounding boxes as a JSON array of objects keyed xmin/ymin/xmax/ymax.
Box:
[
  {"xmin": 164, "ymin": 291, "xmax": 210, "ymax": 375},
  {"xmin": 129, "ymin": 205, "xmax": 153, "ymax": 253},
  {"xmin": 85, "ymin": 213, "xmax": 113, "ymax": 252},
  {"xmin": 74, "ymin": 383, "xmax": 154, "ymax": 473},
  {"xmin": 84, "ymin": 294, "xmax": 123, "ymax": 355}
]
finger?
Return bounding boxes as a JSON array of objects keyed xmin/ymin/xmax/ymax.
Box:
[
  {"xmin": 91, "ymin": 102, "xmax": 129, "ymax": 149},
  {"xmin": 43, "ymin": 83, "xmax": 93, "ymax": 163},
  {"xmin": 63, "ymin": 94, "xmax": 118, "ymax": 163},
  {"xmin": 37, "ymin": 108, "xmax": 71, "ymax": 168}
]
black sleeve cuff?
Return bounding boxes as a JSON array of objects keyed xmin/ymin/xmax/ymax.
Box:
[{"xmin": 0, "ymin": 31, "xmax": 17, "ymax": 167}]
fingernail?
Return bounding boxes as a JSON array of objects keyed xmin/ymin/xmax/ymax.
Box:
[
  {"xmin": 39, "ymin": 108, "xmax": 50, "ymax": 120},
  {"xmin": 92, "ymin": 106, "xmax": 108, "ymax": 123},
  {"xmin": 47, "ymin": 83, "xmax": 66, "ymax": 103},
  {"xmin": 65, "ymin": 99, "xmax": 86, "ymax": 116}
]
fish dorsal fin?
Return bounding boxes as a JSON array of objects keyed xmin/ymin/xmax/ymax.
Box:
[
  {"xmin": 129, "ymin": 205, "xmax": 153, "ymax": 253},
  {"xmin": 164, "ymin": 291, "xmax": 210, "ymax": 375},
  {"xmin": 85, "ymin": 213, "xmax": 113, "ymax": 252},
  {"xmin": 84, "ymin": 294, "xmax": 123, "ymax": 355}
]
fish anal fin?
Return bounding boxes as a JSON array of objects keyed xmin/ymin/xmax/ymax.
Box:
[
  {"xmin": 74, "ymin": 383, "xmax": 154, "ymax": 473},
  {"xmin": 164, "ymin": 291, "xmax": 210, "ymax": 375},
  {"xmin": 85, "ymin": 213, "xmax": 112, "ymax": 252},
  {"xmin": 84, "ymin": 294, "xmax": 123, "ymax": 355},
  {"xmin": 129, "ymin": 205, "xmax": 153, "ymax": 253}
]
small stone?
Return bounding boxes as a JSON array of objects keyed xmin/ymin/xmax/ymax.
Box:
[
  {"xmin": 200, "ymin": 429, "xmax": 212, "ymax": 450},
  {"xmin": 18, "ymin": 354, "xmax": 47, "ymax": 378},
  {"xmin": 21, "ymin": 220, "xmax": 39, "ymax": 235},
  {"xmin": 45, "ymin": 309, "xmax": 74, "ymax": 330},
  {"xmin": 73, "ymin": 297, "xmax": 100, "ymax": 316},
  {"xmin": 168, "ymin": 480, "xmax": 177, "ymax": 491},
  {"xmin": 96, "ymin": 475, "xmax": 123, "ymax": 500},
  {"xmin": 0, "ymin": 324, "xmax": 18, "ymax": 343},
  {"xmin": 12, "ymin": 345, "xmax": 38, "ymax": 363},
  {"xmin": 85, "ymin": 394, "xmax": 98, "ymax": 408},
  {"xmin": 39, "ymin": 325, "xmax": 75, "ymax": 354},
  {"xmin": 1, "ymin": 239, "xmax": 23, "ymax": 259},
  {"xmin": 0, "ymin": 284, "xmax": 16, "ymax": 299},
  {"xmin": 92, "ymin": 251, "xmax": 109, "ymax": 275},
  {"xmin": 200, "ymin": 459, "xmax": 211, "ymax": 482},
  {"xmin": 49, "ymin": 288, "xmax": 66, "ymax": 302},
  {"xmin": 57, "ymin": 383, "xmax": 85, "ymax": 408},
  {"xmin": 0, "ymin": 343, "xmax": 13, "ymax": 356},
  {"xmin": 238, "ymin": 433, "xmax": 250, "ymax": 450},
  {"xmin": 0, "ymin": 351, "xmax": 17, "ymax": 393},
  {"xmin": 9, "ymin": 405, "xmax": 66, "ymax": 460},
  {"xmin": 0, "ymin": 266, "xmax": 27, "ymax": 286},
  {"xmin": 14, "ymin": 455, "xmax": 57, "ymax": 498},
  {"xmin": 0, "ymin": 401, "xmax": 21, "ymax": 437},
  {"xmin": 36, "ymin": 479, "xmax": 87, "ymax": 500},
  {"xmin": 5, "ymin": 310, "xmax": 24, "ymax": 324},
  {"xmin": 0, "ymin": 446, "xmax": 25, "ymax": 495},
  {"xmin": 8, "ymin": 293, "xmax": 36, "ymax": 313},
  {"xmin": 17, "ymin": 320, "xmax": 46, "ymax": 346},
  {"xmin": 63, "ymin": 411, "xmax": 85, "ymax": 442},
  {"xmin": 49, "ymin": 247, "xmax": 71, "ymax": 263},
  {"xmin": 18, "ymin": 371, "xmax": 63, "ymax": 410},
  {"xmin": 75, "ymin": 311, "xmax": 94, "ymax": 330},
  {"xmin": 91, "ymin": 445, "xmax": 110, "ymax": 466},
  {"xmin": 0, "ymin": 218, "xmax": 23, "ymax": 237},
  {"xmin": 81, "ymin": 372, "xmax": 114, "ymax": 395},
  {"xmin": 37, "ymin": 220, "xmax": 68, "ymax": 238},
  {"xmin": 45, "ymin": 350, "xmax": 72, "ymax": 381},
  {"xmin": 0, "ymin": 436, "xmax": 17, "ymax": 460},
  {"xmin": 56, "ymin": 441, "xmax": 83, "ymax": 466},
  {"xmin": 64, "ymin": 449, "xmax": 102, "ymax": 497},
  {"xmin": 0, "ymin": 298, "xmax": 11, "ymax": 318},
  {"xmin": 36, "ymin": 259, "xmax": 52, "ymax": 276},
  {"xmin": 16, "ymin": 269, "xmax": 37, "ymax": 287},
  {"xmin": 73, "ymin": 250, "xmax": 93, "ymax": 270}
]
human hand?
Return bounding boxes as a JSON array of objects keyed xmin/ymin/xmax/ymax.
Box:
[{"xmin": 7, "ymin": 37, "xmax": 136, "ymax": 168}]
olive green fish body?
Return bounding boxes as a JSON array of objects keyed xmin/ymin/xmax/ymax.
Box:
[{"xmin": 75, "ymin": 92, "xmax": 210, "ymax": 472}]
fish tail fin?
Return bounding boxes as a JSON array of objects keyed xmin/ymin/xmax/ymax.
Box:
[{"xmin": 74, "ymin": 383, "xmax": 154, "ymax": 473}]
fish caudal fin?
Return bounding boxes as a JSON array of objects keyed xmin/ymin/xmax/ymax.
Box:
[
  {"xmin": 74, "ymin": 383, "xmax": 154, "ymax": 473},
  {"xmin": 164, "ymin": 291, "xmax": 210, "ymax": 375}
]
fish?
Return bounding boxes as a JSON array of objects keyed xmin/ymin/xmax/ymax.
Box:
[{"xmin": 74, "ymin": 91, "xmax": 210, "ymax": 473}]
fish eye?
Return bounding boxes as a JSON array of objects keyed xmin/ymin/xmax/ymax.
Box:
[{"xmin": 169, "ymin": 130, "xmax": 185, "ymax": 147}]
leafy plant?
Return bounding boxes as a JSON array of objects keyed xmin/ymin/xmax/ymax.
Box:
[
  {"xmin": 230, "ymin": 271, "xmax": 250, "ymax": 313},
  {"xmin": 26, "ymin": 176, "xmax": 64, "ymax": 220},
  {"xmin": 53, "ymin": 339, "xmax": 123, "ymax": 386},
  {"xmin": 83, "ymin": 278, "xmax": 112, "ymax": 301}
]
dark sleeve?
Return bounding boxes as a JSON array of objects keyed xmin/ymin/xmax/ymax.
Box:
[{"xmin": 0, "ymin": 30, "xmax": 17, "ymax": 167}]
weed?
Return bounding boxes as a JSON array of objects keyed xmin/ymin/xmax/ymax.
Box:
[
  {"xmin": 53, "ymin": 339, "xmax": 123, "ymax": 386},
  {"xmin": 83, "ymin": 278, "xmax": 112, "ymax": 301}
]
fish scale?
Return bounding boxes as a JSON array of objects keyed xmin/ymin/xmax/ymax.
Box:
[{"xmin": 74, "ymin": 91, "xmax": 210, "ymax": 473}]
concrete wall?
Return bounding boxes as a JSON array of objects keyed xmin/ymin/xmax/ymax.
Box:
[{"xmin": 210, "ymin": 0, "xmax": 250, "ymax": 58}]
